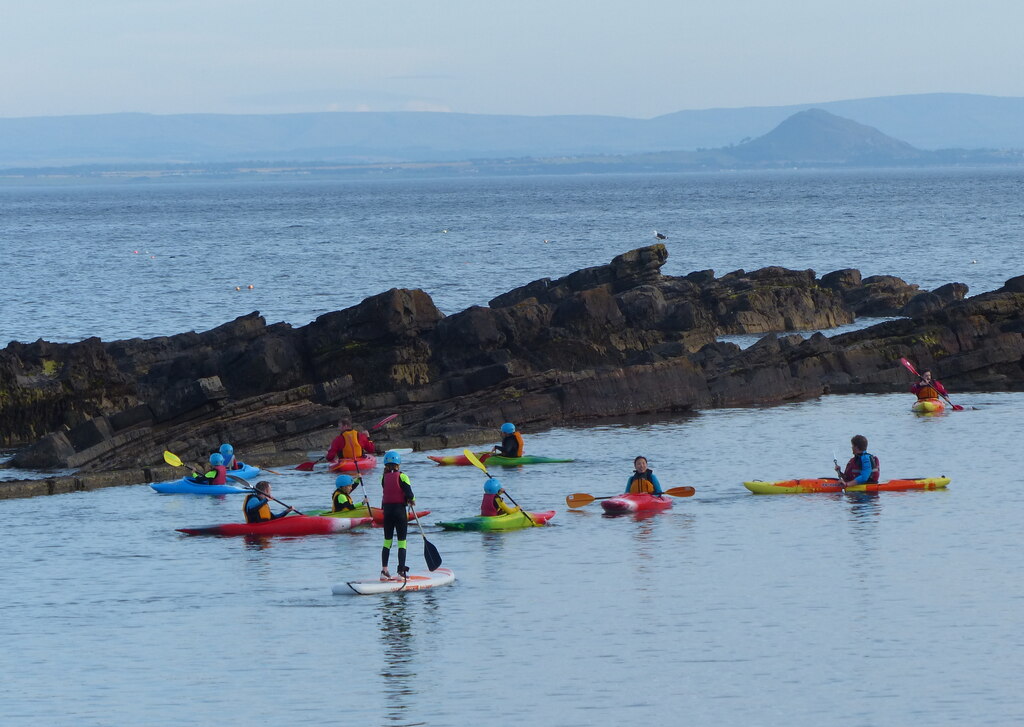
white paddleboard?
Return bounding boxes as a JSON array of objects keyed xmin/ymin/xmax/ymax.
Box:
[{"xmin": 334, "ymin": 567, "xmax": 456, "ymax": 595}]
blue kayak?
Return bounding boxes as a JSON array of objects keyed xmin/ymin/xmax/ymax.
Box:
[
  {"xmin": 227, "ymin": 463, "xmax": 260, "ymax": 480},
  {"xmin": 151, "ymin": 477, "xmax": 250, "ymax": 495}
]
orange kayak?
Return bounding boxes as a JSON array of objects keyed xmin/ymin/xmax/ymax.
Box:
[{"xmin": 744, "ymin": 477, "xmax": 950, "ymax": 494}]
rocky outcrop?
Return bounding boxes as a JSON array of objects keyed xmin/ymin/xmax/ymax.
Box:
[{"xmin": 5, "ymin": 244, "xmax": 1021, "ymax": 488}]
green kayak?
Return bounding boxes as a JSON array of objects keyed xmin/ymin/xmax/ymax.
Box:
[
  {"xmin": 437, "ymin": 510, "xmax": 556, "ymax": 531},
  {"xmin": 486, "ymin": 455, "xmax": 574, "ymax": 466}
]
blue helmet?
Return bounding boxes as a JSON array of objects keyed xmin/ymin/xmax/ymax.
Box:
[
  {"xmin": 484, "ymin": 478, "xmax": 502, "ymax": 495},
  {"xmin": 209, "ymin": 453, "xmax": 224, "ymax": 466},
  {"xmin": 500, "ymin": 422, "xmax": 516, "ymax": 435},
  {"xmin": 383, "ymin": 450, "xmax": 402, "ymax": 465},
  {"xmin": 219, "ymin": 443, "xmax": 234, "ymax": 458},
  {"xmin": 335, "ymin": 474, "xmax": 354, "ymax": 488}
]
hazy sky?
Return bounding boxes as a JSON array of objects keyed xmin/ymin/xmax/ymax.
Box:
[{"xmin": 4, "ymin": 0, "xmax": 1022, "ymax": 119}]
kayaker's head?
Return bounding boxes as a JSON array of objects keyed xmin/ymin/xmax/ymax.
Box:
[
  {"xmin": 500, "ymin": 422, "xmax": 516, "ymax": 435},
  {"xmin": 634, "ymin": 456, "xmax": 649, "ymax": 473},
  {"xmin": 383, "ymin": 450, "xmax": 402, "ymax": 471},
  {"xmin": 335, "ymin": 474, "xmax": 355, "ymax": 493},
  {"xmin": 921, "ymin": 370, "xmax": 932, "ymax": 383},
  {"xmin": 255, "ymin": 480, "xmax": 271, "ymax": 496},
  {"xmin": 851, "ymin": 435, "xmax": 868, "ymax": 454},
  {"xmin": 484, "ymin": 478, "xmax": 502, "ymax": 495},
  {"xmin": 209, "ymin": 453, "xmax": 224, "ymax": 466},
  {"xmin": 338, "ymin": 419, "xmax": 353, "ymax": 432},
  {"xmin": 219, "ymin": 443, "xmax": 234, "ymax": 458}
]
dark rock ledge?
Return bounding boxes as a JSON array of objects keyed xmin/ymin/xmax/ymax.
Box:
[{"xmin": 3, "ymin": 244, "xmax": 1021, "ymax": 499}]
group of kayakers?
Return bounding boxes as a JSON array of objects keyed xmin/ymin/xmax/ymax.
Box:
[{"xmin": 188, "ymin": 443, "xmax": 246, "ymax": 486}]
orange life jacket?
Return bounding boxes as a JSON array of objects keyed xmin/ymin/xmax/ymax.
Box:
[
  {"xmin": 340, "ymin": 429, "xmax": 363, "ymax": 459},
  {"xmin": 627, "ymin": 471, "xmax": 657, "ymax": 494}
]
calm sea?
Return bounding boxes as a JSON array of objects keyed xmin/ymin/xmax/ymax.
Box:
[{"xmin": 1, "ymin": 169, "xmax": 1023, "ymax": 726}]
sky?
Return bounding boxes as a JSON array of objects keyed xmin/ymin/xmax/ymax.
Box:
[{"xmin": 3, "ymin": 0, "xmax": 1023, "ymax": 119}]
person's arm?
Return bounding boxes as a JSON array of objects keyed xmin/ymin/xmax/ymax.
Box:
[
  {"xmin": 400, "ymin": 473, "xmax": 415, "ymax": 504},
  {"xmin": 853, "ymin": 453, "xmax": 873, "ymax": 484},
  {"xmin": 934, "ymin": 380, "xmax": 949, "ymax": 396},
  {"xmin": 624, "ymin": 474, "xmax": 634, "ymax": 494},
  {"xmin": 325, "ymin": 436, "xmax": 342, "ymax": 462},
  {"xmin": 495, "ymin": 494, "xmax": 517, "ymax": 514},
  {"xmin": 649, "ymin": 472, "xmax": 664, "ymax": 495},
  {"xmin": 358, "ymin": 431, "xmax": 375, "ymax": 454}
]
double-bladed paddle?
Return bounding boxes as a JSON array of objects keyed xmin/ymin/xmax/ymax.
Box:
[
  {"xmin": 463, "ymin": 449, "xmax": 536, "ymax": 526},
  {"xmin": 294, "ymin": 413, "xmax": 400, "ymax": 471},
  {"xmin": 565, "ymin": 486, "xmax": 696, "ymax": 509},
  {"xmin": 899, "ymin": 357, "xmax": 964, "ymax": 411},
  {"xmin": 163, "ymin": 450, "xmax": 302, "ymax": 514}
]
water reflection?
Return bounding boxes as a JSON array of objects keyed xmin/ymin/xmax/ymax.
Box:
[{"xmin": 375, "ymin": 591, "xmax": 441, "ymax": 727}]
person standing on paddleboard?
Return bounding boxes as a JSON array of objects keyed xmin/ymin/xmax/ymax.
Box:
[
  {"xmin": 625, "ymin": 456, "xmax": 664, "ymax": 495},
  {"xmin": 379, "ymin": 451, "xmax": 415, "ymax": 580},
  {"xmin": 836, "ymin": 435, "xmax": 880, "ymax": 486},
  {"xmin": 492, "ymin": 422, "xmax": 524, "ymax": 457},
  {"xmin": 243, "ymin": 481, "xmax": 295, "ymax": 523}
]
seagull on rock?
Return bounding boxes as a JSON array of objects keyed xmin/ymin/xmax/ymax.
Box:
[{"xmin": 654, "ymin": 230, "xmax": 667, "ymax": 240}]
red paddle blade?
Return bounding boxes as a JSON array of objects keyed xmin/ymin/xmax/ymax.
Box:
[
  {"xmin": 370, "ymin": 413, "xmax": 398, "ymax": 431},
  {"xmin": 294, "ymin": 461, "xmax": 316, "ymax": 471},
  {"xmin": 899, "ymin": 357, "xmax": 920, "ymax": 377}
]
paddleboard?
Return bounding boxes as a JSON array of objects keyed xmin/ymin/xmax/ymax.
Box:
[{"xmin": 336, "ymin": 567, "xmax": 456, "ymax": 595}]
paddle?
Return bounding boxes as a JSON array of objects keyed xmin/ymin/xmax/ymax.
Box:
[
  {"xmin": 899, "ymin": 357, "xmax": 963, "ymax": 411},
  {"xmin": 463, "ymin": 449, "xmax": 536, "ymax": 526},
  {"xmin": 565, "ymin": 486, "xmax": 696, "ymax": 508},
  {"xmin": 294, "ymin": 413, "xmax": 400, "ymax": 471},
  {"xmin": 163, "ymin": 450, "xmax": 302, "ymax": 514},
  {"xmin": 411, "ymin": 508, "xmax": 443, "ymax": 572}
]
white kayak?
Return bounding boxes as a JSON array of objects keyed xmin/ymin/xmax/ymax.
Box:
[{"xmin": 334, "ymin": 567, "xmax": 456, "ymax": 595}]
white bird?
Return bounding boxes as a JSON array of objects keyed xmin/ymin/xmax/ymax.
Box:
[{"xmin": 654, "ymin": 230, "xmax": 667, "ymax": 240}]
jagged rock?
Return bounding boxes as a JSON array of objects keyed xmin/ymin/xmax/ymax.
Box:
[{"xmin": 4, "ymin": 244, "xmax": 1023, "ymax": 477}]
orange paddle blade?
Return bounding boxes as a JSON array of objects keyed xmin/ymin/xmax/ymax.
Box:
[
  {"xmin": 565, "ymin": 493, "xmax": 596, "ymax": 508},
  {"xmin": 665, "ymin": 486, "xmax": 696, "ymax": 497}
]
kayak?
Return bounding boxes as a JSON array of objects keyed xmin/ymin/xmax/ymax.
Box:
[
  {"xmin": 428, "ymin": 452, "xmax": 492, "ymax": 466},
  {"xmin": 437, "ymin": 510, "xmax": 556, "ymax": 531},
  {"xmin": 307, "ymin": 506, "xmax": 432, "ymax": 526},
  {"xmin": 328, "ymin": 455, "xmax": 378, "ymax": 473},
  {"xmin": 912, "ymin": 398, "xmax": 945, "ymax": 413},
  {"xmin": 600, "ymin": 492, "xmax": 673, "ymax": 515},
  {"xmin": 336, "ymin": 567, "xmax": 456, "ymax": 595},
  {"xmin": 743, "ymin": 477, "xmax": 951, "ymax": 494},
  {"xmin": 226, "ymin": 463, "xmax": 260, "ymax": 480},
  {"xmin": 151, "ymin": 477, "xmax": 250, "ymax": 495},
  {"xmin": 177, "ymin": 514, "xmax": 373, "ymax": 536}
]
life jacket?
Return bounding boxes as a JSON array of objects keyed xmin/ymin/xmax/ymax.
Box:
[
  {"xmin": 844, "ymin": 452, "xmax": 880, "ymax": 484},
  {"xmin": 382, "ymin": 470, "xmax": 410, "ymax": 504},
  {"xmin": 627, "ymin": 470, "xmax": 657, "ymax": 494},
  {"xmin": 912, "ymin": 383, "xmax": 939, "ymax": 400},
  {"xmin": 332, "ymin": 489, "xmax": 355, "ymax": 512},
  {"xmin": 481, "ymin": 493, "xmax": 500, "ymax": 516},
  {"xmin": 499, "ymin": 432, "xmax": 524, "ymax": 458},
  {"xmin": 243, "ymin": 494, "xmax": 272, "ymax": 523},
  {"xmin": 210, "ymin": 465, "xmax": 227, "ymax": 485},
  {"xmin": 340, "ymin": 429, "xmax": 363, "ymax": 459}
]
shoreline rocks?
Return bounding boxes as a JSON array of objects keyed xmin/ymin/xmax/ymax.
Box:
[{"xmin": 4, "ymin": 244, "xmax": 1020, "ymax": 498}]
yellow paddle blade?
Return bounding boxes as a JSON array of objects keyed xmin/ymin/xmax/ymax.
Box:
[
  {"xmin": 463, "ymin": 449, "xmax": 488, "ymax": 473},
  {"xmin": 163, "ymin": 450, "xmax": 184, "ymax": 467},
  {"xmin": 565, "ymin": 493, "xmax": 596, "ymax": 508}
]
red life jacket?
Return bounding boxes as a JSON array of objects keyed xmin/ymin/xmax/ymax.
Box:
[
  {"xmin": 480, "ymin": 493, "xmax": 500, "ymax": 516},
  {"xmin": 843, "ymin": 452, "xmax": 880, "ymax": 484},
  {"xmin": 210, "ymin": 465, "xmax": 227, "ymax": 485},
  {"xmin": 381, "ymin": 470, "xmax": 409, "ymax": 504}
]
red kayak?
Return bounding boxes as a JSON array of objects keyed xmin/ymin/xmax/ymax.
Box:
[
  {"xmin": 427, "ymin": 452, "xmax": 491, "ymax": 466},
  {"xmin": 328, "ymin": 455, "xmax": 378, "ymax": 473},
  {"xmin": 177, "ymin": 514, "xmax": 373, "ymax": 536},
  {"xmin": 307, "ymin": 506, "xmax": 432, "ymax": 527},
  {"xmin": 601, "ymin": 492, "xmax": 674, "ymax": 515}
]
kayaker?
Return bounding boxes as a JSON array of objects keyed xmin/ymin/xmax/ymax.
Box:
[
  {"xmin": 625, "ymin": 456, "xmax": 664, "ymax": 495},
  {"xmin": 331, "ymin": 474, "xmax": 362, "ymax": 512},
  {"xmin": 379, "ymin": 450, "xmax": 415, "ymax": 580},
  {"xmin": 243, "ymin": 481, "xmax": 295, "ymax": 523},
  {"xmin": 326, "ymin": 419, "xmax": 376, "ymax": 462},
  {"xmin": 189, "ymin": 453, "xmax": 228, "ymax": 485},
  {"xmin": 219, "ymin": 443, "xmax": 239, "ymax": 470},
  {"xmin": 910, "ymin": 370, "xmax": 948, "ymax": 402},
  {"xmin": 836, "ymin": 435, "xmax": 880, "ymax": 486},
  {"xmin": 492, "ymin": 422, "xmax": 524, "ymax": 458},
  {"xmin": 480, "ymin": 477, "xmax": 518, "ymax": 517}
]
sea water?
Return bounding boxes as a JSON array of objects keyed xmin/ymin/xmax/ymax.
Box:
[{"xmin": 1, "ymin": 169, "xmax": 1023, "ymax": 726}]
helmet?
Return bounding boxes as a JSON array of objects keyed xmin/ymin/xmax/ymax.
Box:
[
  {"xmin": 334, "ymin": 474, "xmax": 354, "ymax": 488},
  {"xmin": 209, "ymin": 453, "xmax": 224, "ymax": 466},
  {"xmin": 484, "ymin": 478, "xmax": 502, "ymax": 495},
  {"xmin": 219, "ymin": 443, "xmax": 234, "ymax": 457},
  {"xmin": 500, "ymin": 422, "xmax": 516, "ymax": 435},
  {"xmin": 383, "ymin": 450, "xmax": 402, "ymax": 465}
]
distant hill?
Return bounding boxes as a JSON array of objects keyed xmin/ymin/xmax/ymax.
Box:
[
  {"xmin": 729, "ymin": 109, "xmax": 922, "ymax": 164},
  {"xmin": 1, "ymin": 93, "xmax": 1024, "ymax": 170}
]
